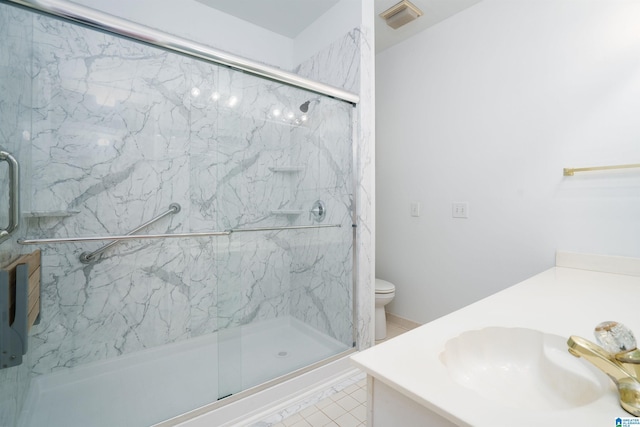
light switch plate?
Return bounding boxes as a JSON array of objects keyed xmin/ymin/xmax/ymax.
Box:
[
  {"xmin": 452, "ymin": 202, "xmax": 468, "ymax": 218},
  {"xmin": 410, "ymin": 202, "xmax": 421, "ymax": 217}
]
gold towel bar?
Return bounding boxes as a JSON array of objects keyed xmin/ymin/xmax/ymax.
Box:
[{"xmin": 563, "ymin": 163, "xmax": 640, "ymax": 176}]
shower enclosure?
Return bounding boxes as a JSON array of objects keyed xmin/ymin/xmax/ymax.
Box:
[{"xmin": 0, "ymin": 1, "xmax": 358, "ymax": 426}]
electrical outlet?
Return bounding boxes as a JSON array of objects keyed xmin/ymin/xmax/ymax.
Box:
[
  {"xmin": 410, "ymin": 202, "xmax": 421, "ymax": 217},
  {"xmin": 452, "ymin": 202, "xmax": 468, "ymax": 219}
]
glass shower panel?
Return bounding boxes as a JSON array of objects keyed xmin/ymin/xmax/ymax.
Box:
[
  {"xmin": 0, "ymin": 4, "xmax": 33, "ymax": 426},
  {"xmin": 0, "ymin": 1, "xmax": 355, "ymax": 425},
  {"xmin": 215, "ymin": 66, "xmax": 354, "ymax": 398},
  {"xmin": 15, "ymin": 12, "xmax": 229, "ymax": 426}
]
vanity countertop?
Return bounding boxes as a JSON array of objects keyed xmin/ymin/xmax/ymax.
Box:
[{"xmin": 351, "ymin": 252, "xmax": 640, "ymax": 426}]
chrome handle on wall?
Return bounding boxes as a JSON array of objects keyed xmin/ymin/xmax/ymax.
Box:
[{"xmin": 0, "ymin": 150, "xmax": 19, "ymax": 244}]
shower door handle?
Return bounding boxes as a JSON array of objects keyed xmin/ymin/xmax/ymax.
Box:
[{"xmin": 0, "ymin": 149, "xmax": 19, "ymax": 244}]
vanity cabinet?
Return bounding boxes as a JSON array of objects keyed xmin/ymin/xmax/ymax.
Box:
[
  {"xmin": 367, "ymin": 376, "xmax": 456, "ymax": 427},
  {"xmin": 353, "ymin": 252, "xmax": 640, "ymax": 427}
]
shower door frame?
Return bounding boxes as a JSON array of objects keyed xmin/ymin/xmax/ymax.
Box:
[
  {"xmin": 0, "ymin": 0, "xmax": 359, "ymax": 105},
  {"xmin": 1, "ymin": 0, "xmax": 362, "ymax": 424}
]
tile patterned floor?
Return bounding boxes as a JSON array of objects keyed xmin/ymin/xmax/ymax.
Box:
[
  {"xmin": 256, "ymin": 317, "xmax": 416, "ymax": 427},
  {"xmin": 271, "ymin": 378, "xmax": 367, "ymax": 427}
]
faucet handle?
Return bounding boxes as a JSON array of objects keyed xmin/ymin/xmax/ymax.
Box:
[{"xmin": 594, "ymin": 321, "xmax": 637, "ymax": 354}]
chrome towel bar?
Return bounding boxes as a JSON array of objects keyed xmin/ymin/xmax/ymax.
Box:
[
  {"xmin": 18, "ymin": 224, "xmax": 342, "ymax": 245},
  {"xmin": 79, "ymin": 203, "xmax": 181, "ymax": 264},
  {"xmin": 0, "ymin": 149, "xmax": 20, "ymax": 244}
]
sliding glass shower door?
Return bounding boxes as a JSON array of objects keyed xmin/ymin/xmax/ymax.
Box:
[
  {"xmin": 212, "ymin": 67, "xmax": 355, "ymax": 398},
  {"xmin": 0, "ymin": 1, "xmax": 356, "ymax": 425}
]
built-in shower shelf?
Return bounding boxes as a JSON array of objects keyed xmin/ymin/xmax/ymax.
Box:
[
  {"xmin": 269, "ymin": 167, "xmax": 305, "ymax": 173},
  {"xmin": 271, "ymin": 210, "xmax": 305, "ymax": 216},
  {"xmin": 23, "ymin": 210, "xmax": 80, "ymax": 218}
]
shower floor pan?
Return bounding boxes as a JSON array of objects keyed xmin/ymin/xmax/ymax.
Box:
[{"xmin": 18, "ymin": 316, "xmax": 349, "ymax": 427}]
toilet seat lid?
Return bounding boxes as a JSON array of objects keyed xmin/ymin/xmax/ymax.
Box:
[{"xmin": 375, "ymin": 278, "xmax": 395, "ymax": 294}]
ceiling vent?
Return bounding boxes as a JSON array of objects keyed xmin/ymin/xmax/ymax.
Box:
[{"xmin": 380, "ymin": 0, "xmax": 424, "ymax": 30}]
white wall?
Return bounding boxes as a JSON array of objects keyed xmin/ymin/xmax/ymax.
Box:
[
  {"xmin": 293, "ymin": 0, "xmax": 361, "ymax": 66},
  {"xmin": 69, "ymin": 0, "xmax": 294, "ymax": 69},
  {"xmin": 376, "ymin": 0, "xmax": 640, "ymax": 324}
]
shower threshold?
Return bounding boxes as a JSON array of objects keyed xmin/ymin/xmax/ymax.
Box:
[{"xmin": 17, "ymin": 316, "xmax": 349, "ymax": 427}]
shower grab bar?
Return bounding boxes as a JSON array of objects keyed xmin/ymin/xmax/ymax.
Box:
[
  {"xmin": 1, "ymin": 0, "xmax": 359, "ymax": 105},
  {"xmin": 0, "ymin": 150, "xmax": 20, "ymax": 244},
  {"xmin": 78, "ymin": 203, "xmax": 181, "ymax": 264},
  {"xmin": 17, "ymin": 224, "xmax": 342, "ymax": 245}
]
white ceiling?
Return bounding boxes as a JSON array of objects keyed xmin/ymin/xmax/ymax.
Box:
[
  {"xmin": 195, "ymin": 0, "xmax": 482, "ymax": 52},
  {"xmin": 375, "ymin": 0, "xmax": 482, "ymax": 52},
  {"xmin": 195, "ymin": 0, "xmax": 342, "ymax": 38}
]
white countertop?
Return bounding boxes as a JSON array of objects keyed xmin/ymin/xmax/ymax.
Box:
[{"xmin": 352, "ymin": 252, "xmax": 640, "ymax": 426}]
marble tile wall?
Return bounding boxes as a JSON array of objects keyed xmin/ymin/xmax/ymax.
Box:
[
  {"xmin": 354, "ymin": 18, "xmax": 376, "ymax": 351},
  {"xmin": 20, "ymin": 11, "xmax": 357, "ymax": 379},
  {"xmin": 300, "ymin": 24, "xmax": 376, "ymax": 352},
  {"xmin": 27, "ymin": 16, "xmax": 194, "ymax": 375},
  {"xmin": 0, "ymin": 4, "xmax": 34, "ymax": 426},
  {"xmin": 288, "ymin": 94, "xmax": 355, "ymax": 346}
]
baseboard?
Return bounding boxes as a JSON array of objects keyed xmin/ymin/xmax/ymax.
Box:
[{"xmin": 386, "ymin": 312, "xmax": 422, "ymax": 330}]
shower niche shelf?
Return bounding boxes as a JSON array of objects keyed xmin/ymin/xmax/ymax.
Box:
[
  {"xmin": 269, "ymin": 166, "xmax": 305, "ymax": 173},
  {"xmin": 271, "ymin": 210, "xmax": 305, "ymax": 216},
  {"xmin": 23, "ymin": 210, "xmax": 80, "ymax": 218}
]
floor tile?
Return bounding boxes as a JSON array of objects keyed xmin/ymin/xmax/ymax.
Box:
[
  {"xmin": 334, "ymin": 412, "xmax": 360, "ymax": 427},
  {"xmin": 330, "ymin": 391, "xmax": 347, "ymax": 402},
  {"xmin": 299, "ymin": 405, "xmax": 319, "ymax": 418},
  {"xmin": 350, "ymin": 388, "xmax": 366, "ymax": 404},
  {"xmin": 283, "ymin": 413, "xmax": 304, "ymax": 426},
  {"xmin": 316, "ymin": 397, "xmax": 334, "ymax": 410},
  {"xmin": 342, "ymin": 384, "xmax": 359, "ymax": 395},
  {"xmin": 351, "ymin": 404, "xmax": 366, "ymax": 422},
  {"xmin": 304, "ymin": 410, "xmax": 332, "ymax": 426},
  {"xmin": 320, "ymin": 402, "xmax": 347, "ymax": 420},
  {"xmin": 335, "ymin": 394, "xmax": 359, "ymax": 412}
]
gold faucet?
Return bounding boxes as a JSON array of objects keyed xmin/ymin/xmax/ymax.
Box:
[{"xmin": 568, "ymin": 321, "xmax": 640, "ymax": 417}]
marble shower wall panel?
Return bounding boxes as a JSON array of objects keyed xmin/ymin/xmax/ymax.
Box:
[
  {"xmin": 289, "ymin": 228, "xmax": 353, "ymax": 345},
  {"xmin": 294, "ymin": 29, "xmax": 361, "ymax": 95},
  {"xmin": 185, "ymin": 61, "xmax": 226, "ymax": 338},
  {"xmin": 209, "ymin": 74, "xmax": 324, "ymax": 328},
  {"xmin": 294, "ymin": 26, "xmax": 375, "ymax": 350},
  {"xmin": 188, "ymin": 239, "xmax": 218, "ymax": 337},
  {"xmin": 30, "ymin": 16, "xmax": 191, "ymax": 220},
  {"xmin": 0, "ymin": 4, "xmax": 31, "ymax": 256},
  {"xmin": 26, "ymin": 16, "xmax": 199, "ymax": 374},
  {"xmin": 354, "ymin": 23, "xmax": 375, "ymax": 350},
  {"xmin": 2, "ymin": 7, "xmax": 360, "ymax": 391},
  {"xmin": 22, "ymin": 12, "xmax": 323, "ymax": 375},
  {"xmin": 288, "ymin": 100, "xmax": 354, "ymax": 344},
  {"xmin": 28, "ymin": 237, "xmax": 194, "ymax": 375},
  {"xmin": 212, "ymin": 68, "xmax": 301, "ymax": 231},
  {"xmin": 216, "ymin": 234, "xmax": 291, "ymax": 329},
  {"xmin": 287, "ymin": 31, "xmax": 358, "ymax": 345},
  {"xmin": 0, "ymin": 4, "xmax": 34, "ymax": 426}
]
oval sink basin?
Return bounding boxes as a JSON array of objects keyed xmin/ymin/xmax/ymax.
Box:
[{"xmin": 440, "ymin": 327, "xmax": 610, "ymax": 411}]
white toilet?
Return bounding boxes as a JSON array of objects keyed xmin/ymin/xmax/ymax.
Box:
[{"xmin": 375, "ymin": 278, "xmax": 396, "ymax": 340}]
